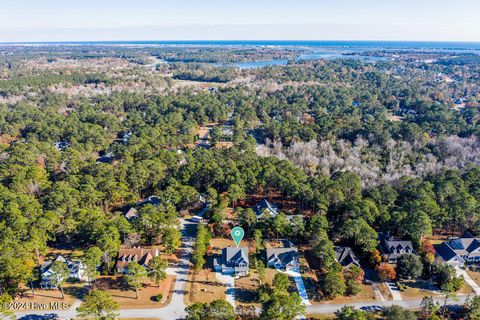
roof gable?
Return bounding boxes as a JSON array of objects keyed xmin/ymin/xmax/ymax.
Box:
[
  {"xmin": 253, "ymin": 199, "xmax": 278, "ymax": 217},
  {"xmin": 266, "ymin": 247, "xmax": 299, "ymax": 265},
  {"xmin": 223, "ymin": 247, "xmax": 249, "ymax": 265}
]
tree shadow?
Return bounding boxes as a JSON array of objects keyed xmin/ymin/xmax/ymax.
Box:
[
  {"xmin": 19, "ymin": 314, "xmax": 59, "ymax": 320},
  {"xmin": 235, "ymin": 288, "xmax": 258, "ymax": 304},
  {"xmin": 63, "ymin": 285, "xmax": 87, "ymax": 299}
]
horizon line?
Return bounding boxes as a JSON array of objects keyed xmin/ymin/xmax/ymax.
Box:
[{"xmin": 2, "ymin": 39, "xmax": 480, "ymax": 45}]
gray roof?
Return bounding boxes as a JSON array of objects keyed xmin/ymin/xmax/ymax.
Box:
[
  {"xmin": 448, "ymin": 237, "xmax": 480, "ymax": 254},
  {"xmin": 435, "ymin": 242, "xmax": 460, "ymax": 262},
  {"xmin": 253, "ymin": 199, "xmax": 278, "ymax": 218},
  {"xmin": 381, "ymin": 239, "xmax": 414, "ymax": 254},
  {"xmin": 334, "ymin": 246, "xmax": 360, "ymax": 267},
  {"xmin": 224, "ymin": 247, "xmax": 249, "ymax": 265},
  {"xmin": 214, "ymin": 247, "xmax": 249, "ymax": 273},
  {"xmin": 266, "ymin": 247, "xmax": 299, "ymax": 266},
  {"xmin": 436, "ymin": 232, "xmax": 480, "ymax": 262},
  {"xmin": 40, "ymin": 255, "xmax": 68, "ymax": 273}
]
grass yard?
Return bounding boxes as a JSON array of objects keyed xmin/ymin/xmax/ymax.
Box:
[
  {"xmin": 235, "ymin": 268, "xmax": 292, "ymax": 306},
  {"xmin": 119, "ymin": 319, "xmax": 159, "ymax": 320},
  {"xmin": 14, "ymin": 283, "xmax": 84, "ymax": 312},
  {"xmin": 209, "ymin": 238, "xmax": 253, "ymax": 255},
  {"xmin": 399, "ymin": 280, "xmax": 440, "ymax": 300},
  {"xmin": 235, "ymin": 271, "xmax": 261, "ymax": 305},
  {"xmin": 184, "ymin": 269, "xmax": 226, "ymax": 305},
  {"xmin": 96, "ymin": 275, "xmax": 174, "ymax": 309},
  {"xmin": 264, "ymin": 268, "xmax": 280, "ymax": 286},
  {"xmin": 308, "ymin": 315, "xmax": 336, "ymax": 320},
  {"xmin": 467, "ymin": 270, "xmax": 480, "ymax": 287},
  {"xmin": 309, "ymin": 284, "xmax": 376, "ymax": 305},
  {"xmin": 459, "ymin": 282, "xmax": 475, "ymax": 295},
  {"xmin": 378, "ymin": 283, "xmax": 393, "ymax": 300},
  {"xmin": 45, "ymin": 248, "xmax": 85, "ymax": 261}
]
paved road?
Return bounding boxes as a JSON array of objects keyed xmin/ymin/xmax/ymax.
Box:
[
  {"xmin": 14, "ymin": 289, "xmax": 473, "ymax": 319},
  {"xmin": 306, "ymin": 294, "xmax": 471, "ymax": 315},
  {"xmin": 160, "ymin": 219, "xmax": 197, "ymax": 319}
]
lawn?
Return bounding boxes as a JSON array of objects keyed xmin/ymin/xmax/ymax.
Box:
[
  {"xmin": 119, "ymin": 319, "xmax": 159, "ymax": 320},
  {"xmin": 95, "ymin": 275, "xmax": 175, "ymax": 309},
  {"xmin": 310, "ymin": 284, "xmax": 376, "ymax": 305},
  {"xmin": 459, "ymin": 282, "xmax": 475, "ymax": 295},
  {"xmin": 13, "ymin": 283, "xmax": 84, "ymax": 312},
  {"xmin": 308, "ymin": 315, "xmax": 336, "ymax": 320},
  {"xmin": 466, "ymin": 270, "xmax": 480, "ymax": 287},
  {"xmin": 378, "ymin": 283, "xmax": 393, "ymax": 300},
  {"xmin": 45, "ymin": 248, "xmax": 85, "ymax": 261},
  {"xmin": 209, "ymin": 238, "xmax": 253, "ymax": 255},
  {"xmin": 184, "ymin": 269, "xmax": 226, "ymax": 305},
  {"xmin": 398, "ymin": 280, "xmax": 440, "ymax": 300},
  {"xmin": 235, "ymin": 271, "xmax": 261, "ymax": 305},
  {"xmin": 235, "ymin": 268, "xmax": 290, "ymax": 306}
]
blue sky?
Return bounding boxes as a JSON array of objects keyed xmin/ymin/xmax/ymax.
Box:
[{"xmin": 1, "ymin": 0, "xmax": 480, "ymax": 42}]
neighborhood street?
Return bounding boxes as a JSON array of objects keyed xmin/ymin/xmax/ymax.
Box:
[
  {"xmin": 15, "ymin": 291, "xmax": 474, "ymax": 320},
  {"xmin": 306, "ymin": 294, "xmax": 471, "ymax": 315}
]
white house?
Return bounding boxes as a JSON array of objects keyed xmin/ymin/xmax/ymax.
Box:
[
  {"xmin": 214, "ymin": 247, "xmax": 249, "ymax": 276},
  {"xmin": 40, "ymin": 255, "xmax": 87, "ymax": 289},
  {"xmin": 435, "ymin": 232, "xmax": 480, "ymax": 267}
]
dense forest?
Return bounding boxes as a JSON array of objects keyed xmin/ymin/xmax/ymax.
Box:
[{"xmin": 0, "ymin": 45, "xmax": 480, "ymax": 318}]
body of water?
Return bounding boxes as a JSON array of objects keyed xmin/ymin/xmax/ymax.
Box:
[
  {"xmin": 5, "ymin": 40, "xmax": 480, "ymax": 69},
  {"xmin": 5, "ymin": 40, "xmax": 480, "ymax": 50}
]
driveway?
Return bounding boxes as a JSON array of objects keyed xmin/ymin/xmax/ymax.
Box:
[
  {"xmin": 284, "ymin": 267, "xmax": 311, "ymax": 306},
  {"xmin": 456, "ymin": 267, "xmax": 480, "ymax": 295},
  {"xmin": 216, "ymin": 273, "xmax": 236, "ymax": 307},
  {"xmin": 373, "ymin": 283, "xmax": 386, "ymax": 302},
  {"xmin": 385, "ymin": 281, "xmax": 403, "ymax": 301}
]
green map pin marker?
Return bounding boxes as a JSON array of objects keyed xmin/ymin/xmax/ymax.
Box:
[{"xmin": 231, "ymin": 227, "xmax": 245, "ymax": 247}]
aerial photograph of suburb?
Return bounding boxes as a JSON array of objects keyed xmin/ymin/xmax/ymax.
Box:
[{"xmin": 1, "ymin": 1, "xmax": 480, "ymax": 319}]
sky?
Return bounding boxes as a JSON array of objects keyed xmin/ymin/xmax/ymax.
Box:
[{"xmin": 1, "ymin": 0, "xmax": 480, "ymax": 42}]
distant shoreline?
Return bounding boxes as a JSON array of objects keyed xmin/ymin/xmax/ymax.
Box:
[{"xmin": 1, "ymin": 40, "xmax": 480, "ymax": 50}]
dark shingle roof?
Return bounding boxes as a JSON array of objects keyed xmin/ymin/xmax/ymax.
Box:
[
  {"xmin": 434, "ymin": 242, "xmax": 459, "ymax": 262},
  {"xmin": 253, "ymin": 199, "xmax": 278, "ymax": 217},
  {"xmin": 266, "ymin": 247, "xmax": 299, "ymax": 265},
  {"xmin": 334, "ymin": 246, "xmax": 360, "ymax": 267}
]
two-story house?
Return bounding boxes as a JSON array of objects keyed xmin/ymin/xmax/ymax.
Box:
[
  {"xmin": 40, "ymin": 255, "xmax": 87, "ymax": 289},
  {"xmin": 214, "ymin": 247, "xmax": 249, "ymax": 276},
  {"xmin": 379, "ymin": 235, "xmax": 415, "ymax": 263},
  {"xmin": 435, "ymin": 232, "xmax": 480, "ymax": 268},
  {"xmin": 115, "ymin": 247, "xmax": 160, "ymax": 273}
]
